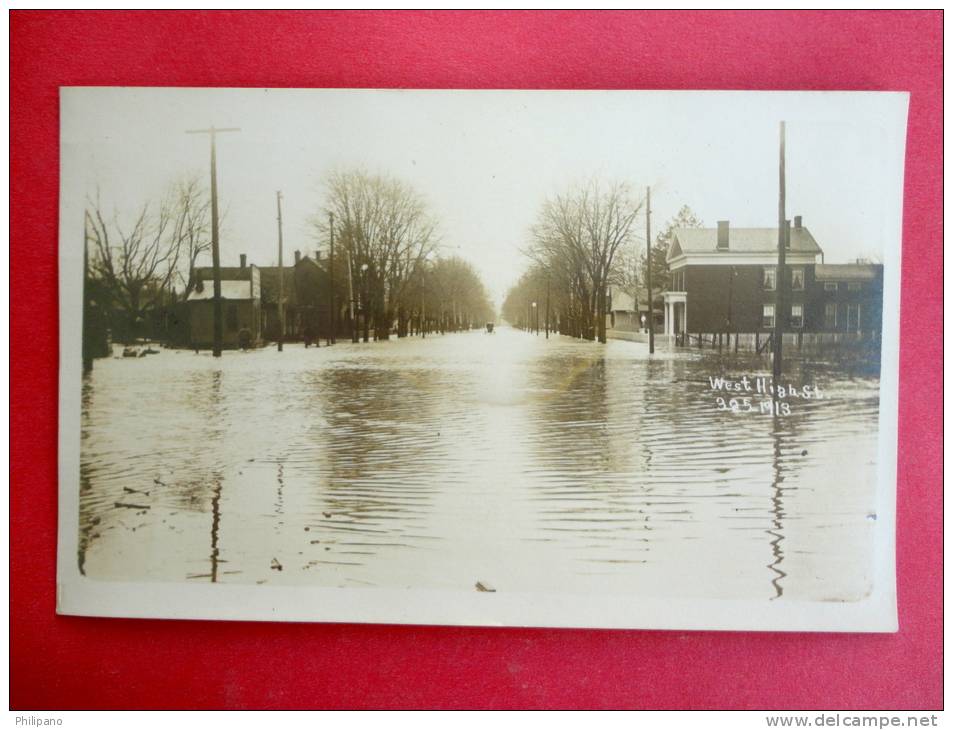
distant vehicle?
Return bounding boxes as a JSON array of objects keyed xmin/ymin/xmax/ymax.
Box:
[{"xmin": 486, "ymin": 322, "xmax": 494, "ymax": 334}]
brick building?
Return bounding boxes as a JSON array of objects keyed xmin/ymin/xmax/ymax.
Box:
[
  {"xmin": 662, "ymin": 218, "xmax": 883, "ymax": 340},
  {"xmin": 187, "ymin": 259, "xmax": 262, "ymax": 349}
]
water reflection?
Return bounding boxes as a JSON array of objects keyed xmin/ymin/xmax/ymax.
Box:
[
  {"xmin": 767, "ymin": 414, "xmax": 787, "ymax": 599},
  {"xmin": 78, "ymin": 328, "xmax": 881, "ymax": 601}
]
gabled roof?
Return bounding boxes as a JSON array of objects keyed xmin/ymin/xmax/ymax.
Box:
[
  {"xmin": 187, "ymin": 280, "xmax": 254, "ymax": 301},
  {"xmin": 815, "ymin": 263, "xmax": 882, "ymax": 281},
  {"xmin": 194, "ymin": 266, "xmax": 252, "ymax": 282},
  {"xmin": 668, "ymin": 226, "xmax": 823, "ymax": 260},
  {"xmin": 257, "ymin": 266, "xmax": 298, "ymax": 306}
]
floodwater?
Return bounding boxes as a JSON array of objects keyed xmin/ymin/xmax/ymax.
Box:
[{"xmin": 79, "ymin": 327, "xmax": 882, "ymax": 602}]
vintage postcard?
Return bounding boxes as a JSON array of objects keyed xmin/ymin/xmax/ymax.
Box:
[{"xmin": 58, "ymin": 88, "xmax": 906, "ymax": 630}]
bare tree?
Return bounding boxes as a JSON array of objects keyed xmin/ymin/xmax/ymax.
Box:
[
  {"xmin": 85, "ymin": 175, "xmax": 211, "ymax": 342},
  {"xmin": 314, "ymin": 170, "xmax": 440, "ymax": 341},
  {"xmin": 524, "ymin": 179, "xmax": 643, "ymax": 342},
  {"xmin": 170, "ymin": 175, "xmax": 213, "ymax": 298}
]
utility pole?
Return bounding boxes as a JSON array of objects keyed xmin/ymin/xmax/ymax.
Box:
[
  {"xmin": 82, "ymin": 211, "xmax": 92, "ymax": 372},
  {"xmin": 186, "ymin": 126, "xmax": 239, "ymax": 357},
  {"xmin": 328, "ymin": 211, "xmax": 336, "ymax": 345},
  {"xmin": 276, "ymin": 191, "xmax": 284, "ymax": 352},
  {"xmin": 646, "ymin": 185, "xmax": 655, "ymax": 354},
  {"xmin": 347, "ymin": 250, "xmax": 357, "ymax": 342},
  {"xmin": 773, "ymin": 122, "xmax": 786, "ymax": 385},
  {"xmin": 545, "ymin": 273, "xmax": 551, "ymax": 339}
]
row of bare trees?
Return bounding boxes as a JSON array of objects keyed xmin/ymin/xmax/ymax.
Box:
[
  {"xmin": 314, "ymin": 170, "xmax": 494, "ymax": 340},
  {"xmin": 503, "ymin": 179, "xmax": 704, "ymax": 341},
  {"xmin": 503, "ymin": 179, "xmax": 644, "ymax": 342},
  {"xmin": 83, "ymin": 167, "xmax": 495, "ymax": 348}
]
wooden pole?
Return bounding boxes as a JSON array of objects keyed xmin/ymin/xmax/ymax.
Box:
[
  {"xmin": 545, "ymin": 273, "xmax": 551, "ymax": 339},
  {"xmin": 646, "ymin": 186, "xmax": 655, "ymax": 354},
  {"xmin": 328, "ymin": 211, "xmax": 336, "ymax": 345},
  {"xmin": 347, "ymin": 250, "xmax": 357, "ymax": 342},
  {"xmin": 276, "ymin": 191, "xmax": 284, "ymax": 352},
  {"xmin": 186, "ymin": 126, "xmax": 239, "ymax": 357},
  {"xmin": 82, "ymin": 211, "xmax": 92, "ymax": 372},
  {"xmin": 773, "ymin": 122, "xmax": 786, "ymax": 385}
]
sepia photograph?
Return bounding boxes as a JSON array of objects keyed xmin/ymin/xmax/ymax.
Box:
[{"xmin": 57, "ymin": 88, "xmax": 906, "ymax": 630}]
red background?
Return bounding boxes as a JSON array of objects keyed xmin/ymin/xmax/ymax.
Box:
[{"xmin": 10, "ymin": 10, "xmax": 942, "ymax": 710}]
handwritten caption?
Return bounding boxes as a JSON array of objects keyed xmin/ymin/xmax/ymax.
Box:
[{"xmin": 708, "ymin": 375, "xmax": 824, "ymax": 416}]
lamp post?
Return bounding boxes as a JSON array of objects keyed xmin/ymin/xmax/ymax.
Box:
[
  {"xmin": 532, "ymin": 301, "xmax": 538, "ymax": 335},
  {"xmin": 420, "ymin": 251, "xmax": 434, "ymax": 339},
  {"xmin": 545, "ymin": 274, "xmax": 550, "ymax": 339},
  {"xmin": 360, "ymin": 263, "xmax": 369, "ymax": 343}
]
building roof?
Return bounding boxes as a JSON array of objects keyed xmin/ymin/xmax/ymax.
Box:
[
  {"xmin": 257, "ymin": 267, "xmax": 298, "ymax": 306},
  {"xmin": 194, "ymin": 266, "xmax": 252, "ymax": 281},
  {"xmin": 814, "ymin": 263, "xmax": 882, "ymax": 281},
  {"xmin": 187, "ymin": 280, "xmax": 254, "ymax": 301},
  {"xmin": 669, "ymin": 226, "xmax": 823, "ymax": 259}
]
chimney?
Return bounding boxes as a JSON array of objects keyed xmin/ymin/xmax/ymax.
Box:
[
  {"xmin": 794, "ymin": 215, "xmax": 802, "ymax": 229},
  {"xmin": 716, "ymin": 220, "xmax": 729, "ymax": 250},
  {"xmin": 294, "ymin": 250, "xmax": 301, "ymax": 265},
  {"xmin": 240, "ymin": 253, "xmax": 247, "ymax": 269}
]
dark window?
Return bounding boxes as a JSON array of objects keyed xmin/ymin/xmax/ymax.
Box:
[
  {"xmin": 791, "ymin": 268, "xmax": 805, "ymax": 291},
  {"xmin": 824, "ymin": 303, "xmax": 837, "ymax": 329},
  {"xmin": 847, "ymin": 303, "xmax": 861, "ymax": 331},
  {"xmin": 763, "ymin": 267, "xmax": 776, "ymax": 291},
  {"xmin": 848, "ymin": 282, "xmax": 862, "ymax": 292},
  {"xmin": 790, "ymin": 304, "xmax": 803, "ymax": 329},
  {"xmin": 824, "ymin": 282, "xmax": 838, "ymax": 292},
  {"xmin": 762, "ymin": 304, "xmax": 775, "ymax": 329}
]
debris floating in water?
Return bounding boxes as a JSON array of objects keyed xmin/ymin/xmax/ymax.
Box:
[
  {"xmin": 475, "ymin": 581, "xmax": 496, "ymax": 593},
  {"xmin": 115, "ymin": 502, "xmax": 149, "ymax": 510}
]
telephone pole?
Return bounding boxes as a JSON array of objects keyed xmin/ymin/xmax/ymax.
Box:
[
  {"xmin": 773, "ymin": 122, "xmax": 786, "ymax": 385},
  {"xmin": 347, "ymin": 250, "xmax": 357, "ymax": 342},
  {"xmin": 186, "ymin": 125, "xmax": 240, "ymax": 357},
  {"xmin": 82, "ymin": 211, "xmax": 92, "ymax": 372},
  {"xmin": 646, "ymin": 185, "xmax": 655, "ymax": 354},
  {"xmin": 328, "ymin": 211, "xmax": 336, "ymax": 345},
  {"xmin": 545, "ymin": 273, "xmax": 551, "ymax": 339},
  {"xmin": 276, "ymin": 191, "xmax": 285, "ymax": 352}
]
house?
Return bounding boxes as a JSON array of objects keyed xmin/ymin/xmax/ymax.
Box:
[
  {"xmin": 811, "ymin": 263, "xmax": 884, "ymax": 335},
  {"xmin": 606, "ymin": 285, "xmax": 663, "ymax": 332},
  {"xmin": 257, "ymin": 250, "xmax": 334, "ymax": 343},
  {"xmin": 187, "ymin": 256, "xmax": 262, "ymax": 349},
  {"xmin": 662, "ymin": 217, "xmax": 883, "ymax": 340}
]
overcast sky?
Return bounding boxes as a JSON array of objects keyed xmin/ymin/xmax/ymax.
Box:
[{"xmin": 61, "ymin": 88, "xmax": 907, "ymax": 306}]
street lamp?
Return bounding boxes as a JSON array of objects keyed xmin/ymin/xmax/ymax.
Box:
[
  {"xmin": 532, "ymin": 301, "xmax": 538, "ymax": 335},
  {"xmin": 421, "ymin": 252, "xmax": 435, "ymax": 339},
  {"xmin": 360, "ymin": 263, "xmax": 369, "ymax": 343}
]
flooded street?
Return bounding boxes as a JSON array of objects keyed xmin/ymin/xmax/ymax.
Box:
[{"xmin": 79, "ymin": 327, "xmax": 882, "ymax": 603}]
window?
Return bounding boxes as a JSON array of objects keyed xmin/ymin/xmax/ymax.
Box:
[
  {"xmin": 824, "ymin": 282, "xmax": 838, "ymax": 292},
  {"xmin": 847, "ymin": 303, "xmax": 862, "ymax": 331},
  {"xmin": 847, "ymin": 281, "xmax": 862, "ymax": 292},
  {"xmin": 824, "ymin": 302, "xmax": 837, "ymax": 329},
  {"xmin": 763, "ymin": 267, "xmax": 776, "ymax": 291},
  {"xmin": 791, "ymin": 267, "xmax": 805, "ymax": 291},
  {"xmin": 762, "ymin": 304, "xmax": 775, "ymax": 329},
  {"xmin": 790, "ymin": 304, "xmax": 803, "ymax": 329},
  {"xmin": 227, "ymin": 304, "xmax": 239, "ymax": 332}
]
